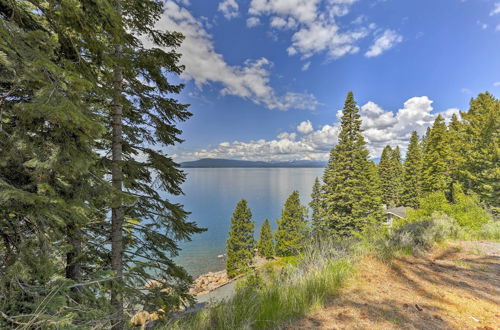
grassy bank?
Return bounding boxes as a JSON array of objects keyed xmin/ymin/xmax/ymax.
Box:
[
  {"xmin": 161, "ymin": 213, "xmax": 499, "ymax": 330},
  {"xmin": 165, "ymin": 239, "xmax": 357, "ymax": 329}
]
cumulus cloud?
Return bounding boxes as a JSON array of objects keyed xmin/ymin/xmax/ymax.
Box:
[
  {"xmin": 177, "ymin": 96, "xmax": 461, "ymax": 162},
  {"xmin": 297, "ymin": 120, "xmax": 314, "ymax": 134},
  {"xmin": 247, "ymin": 0, "xmax": 399, "ymax": 61},
  {"xmin": 218, "ymin": 0, "xmax": 239, "ymax": 20},
  {"xmin": 246, "ymin": 16, "xmax": 261, "ymax": 27},
  {"xmin": 149, "ymin": 1, "xmax": 318, "ymax": 111},
  {"xmin": 365, "ymin": 29, "xmax": 403, "ymax": 57}
]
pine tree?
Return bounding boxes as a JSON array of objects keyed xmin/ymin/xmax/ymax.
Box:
[
  {"xmin": 322, "ymin": 92, "xmax": 383, "ymax": 235},
  {"xmin": 92, "ymin": 1, "xmax": 206, "ymax": 325},
  {"xmin": 309, "ymin": 177, "xmax": 326, "ymax": 234},
  {"xmin": 421, "ymin": 127, "xmax": 432, "ymax": 152},
  {"xmin": 391, "ymin": 146, "xmax": 404, "ymax": 205},
  {"xmin": 0, "ymin": 2, "xmax": 109, "ymax": 326},
  {"xmin": 401, "ymin": 131, "xmax": 423, "ymax": 208},
  {"xmin": 226, "ymin": 200, "xmax": 255, "ymax": 278},
  {"xmin": 447, "ymin": 114, "xmax": 467, "ymax": 203},
  {"xmin": 257, "ymin": 219, "xmax": 274, "ymax": 259},
  {"xmin": 460, "ymin": 93, "xmax": 500, "ymax": 213},
  {"xmin": 378, "ymin": 146, "xmax": 395, "ymax": 207},
  {"xmin": 275, "ymin": 191, "xmax": 308, "ymax": 256},
  {"xmin": 0, "ymin": 1, "xmax": 205, "ymax": 327},
  {"xmin": 421, "ymin": 115, "xmax": 452, "ymax": 195}
]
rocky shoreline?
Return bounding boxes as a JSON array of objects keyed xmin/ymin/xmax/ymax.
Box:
[
  {"xmin": 189, "ymin": 270, "xmax": 232, "ymax": 296},
  {"xmin": 189, "ymin": 255, "xmax": 270, "ymax": 296}
]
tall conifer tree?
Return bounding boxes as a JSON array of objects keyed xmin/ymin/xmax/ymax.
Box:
[
  {"xmin": 94, "ymin": 1, "xmax": 205, "ymax": 325},
  {"xmin": 378, "ymin": 146, "xmax": 395, "ymax": 207},
  {"xmin": 391, "ymin": 146, "xmax": 404, "ymax": 205},
  {"xmin": 0, "ymin": 2, "xmax": 109, "ymax": 326},
  {"xmin": 226, "ymin": 200, "xmax": 255, "ymax": 278},
  {"xmin": 309, "ymin": 177, "xmax": 326, "ymax": 234},
  {"xmin": 401, "ymin": 131, "xmax": 423, "ymax": 208},
  {"xmin": 275, "ymin": 191, "xmax": 308, "ymax": 256},
  {"xmin": 460, "ymin": 93, "xmax": 500, "ymax": 213},
  {"xmin": 0, "ymin": 0, "xmax": 205, "ymax": 327},
  {"xmin": 421, "ymin": 115, "xmax": 452, "ymax": 195},
  {"xmin": 257, "ymin": 219, "xmax": 274, "ymax": 259},
  {"xmin": 322, "ymin": 92, "xmax": 382, "ymax": 235}
]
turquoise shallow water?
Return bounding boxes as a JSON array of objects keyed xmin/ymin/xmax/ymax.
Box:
[{"xmin": 172, "ymin": 168, "xmax": 324, "ymax": 277}]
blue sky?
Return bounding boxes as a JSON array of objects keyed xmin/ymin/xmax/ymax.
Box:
[{"xmin": 155, "ymin": 0, "xmax": 500, "ymax": 161}]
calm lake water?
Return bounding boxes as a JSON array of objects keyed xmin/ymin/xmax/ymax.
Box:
[{"xmin": 172, "ymin": 168, "xmax": 324, "ymax": 277}]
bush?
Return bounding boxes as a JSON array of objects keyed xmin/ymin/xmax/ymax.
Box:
[
  {"xmin": 382, "ymin": 212, "xmax": 461, "ymax": 256},
  {"xmin": 481, "ymin": 220, "xmax": 500, "ymax": 240},
  {"xmin": 407, "ymin": 186, "xmax": 492, "ymax": 230}
]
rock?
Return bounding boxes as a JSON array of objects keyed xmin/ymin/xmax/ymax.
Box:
[
  {"xmin": 130, "ymin": 311, "xmax": 151, "ymax": 330},
  {"xmin": 415, "ymin": 304, "xmax": 423, "ymax": 311},
  {"xmin": 144, "ymin": 280, "xmax": 164, "ymax": 289}
]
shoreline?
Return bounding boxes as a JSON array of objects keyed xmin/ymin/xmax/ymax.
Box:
[{"xmin": 189, "ymin": 255, "xmax": 269, "ymax": 297}]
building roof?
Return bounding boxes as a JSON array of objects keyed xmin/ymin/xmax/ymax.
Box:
[{"xmin": 386, "ymin": 206, "xmax": 407, "ymax": 219}]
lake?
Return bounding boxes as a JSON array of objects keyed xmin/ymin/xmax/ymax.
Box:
[{"xmin": 172, "ymin": 167, "xmax": 324, "ymax": 277}]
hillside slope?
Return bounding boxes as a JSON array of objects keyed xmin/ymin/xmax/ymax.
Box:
[{"xmin": 290, "ymin": 241, "xmax": 499, "ymax": 330}]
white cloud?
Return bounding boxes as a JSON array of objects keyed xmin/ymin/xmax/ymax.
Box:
[
  {"xmin": 246, "ymin": 17, "xmax": 261, "ymax": 27},
  {"xmin": 249, "ymin": 0, "xmax": 322, "ymax": 24},
  {"xmin": 270, "ymin": 16, "xmax": 297, "ymax": 29},
  {"xmin": 494, "ymin": 82, "xmax": 500, "ymax": 87},
  {"xmin": 301, "ymin": 61, "xmax": 311, "ymax": 71},
  {"xmin": 490, "ymin": 2, "xmax": 500, "ymax": 15},
  {"xmin": 150, "ymin": 1, "xmax": 318, "ymax": 111},
  {"xmin": 248, "ymin": 0, "xmax": 390, "ymax": 61},
  {"xmin": 177, "ymin": 96, "xmax": 461, "ymax": 161},
  {"xmin": 218, "ymin": 0, "xmax": 239, "ymax": 20},
  {"xmin": 365, "ymin": 29, "xmax": 403, "ymax": 57},
  {"xmin": 297, "ymin": 120, "xmax": 314, "ymax": 134}
]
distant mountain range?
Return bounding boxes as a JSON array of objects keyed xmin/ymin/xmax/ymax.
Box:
[{"xmin": 180, "ymin": 158, "xmax": 327, "ymax": 168}]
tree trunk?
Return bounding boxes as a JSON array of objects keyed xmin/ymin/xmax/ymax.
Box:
[{"xmin": 110, "ymin": 1, "xmax": 124, "ymax": 328}]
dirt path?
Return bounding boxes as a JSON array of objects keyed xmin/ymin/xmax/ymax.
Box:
[{"xmin": 290, "ymin": 241, "xmax": 500, "ymax": 330}]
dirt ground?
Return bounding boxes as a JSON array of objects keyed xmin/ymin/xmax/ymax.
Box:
[{"xmin": 290, "ymin": 241, "xmax": 500, "ymax": 330}]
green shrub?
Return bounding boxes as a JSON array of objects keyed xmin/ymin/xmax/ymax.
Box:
[
  {"xmin": 382, "ymin": 212, "xmax": 461, "ymax": 256},
  {"xmin": 407, "ymin": 186, "xmax": 492, "ymax": 230},
  {"xmin": 481, "ymin": 220, "xmax": 500, "ymax": 240}
]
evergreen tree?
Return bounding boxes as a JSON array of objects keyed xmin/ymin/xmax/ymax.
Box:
[
  {"xmin": 275, "ymin": 191, "xmax": 308, "ymax": 256},
  {"xmin": 447, "ymin": 114, "xmax": 466, "ymax": 203},
  {"xmin": 92, "ymin": 1, "xmax": 206, "ymax": 326},
  {"xmin": 378, "ymin": 146, "xmax": 395, "ymax": 207},
  {"xmin": 257, "ymin": 219, "xmax": 274, "ymax": 259},
  {"xmin": 391, "ymin": 146, "xmax": 404, "ymax": 205},
  {"xmin": 421, "ymin": 115, "xmax": 452, "ymax": 195},
  {"xmin": 421, "ymin": 127, "xmax": 432, "ymax": 153},
  {"xmin": 0, "ymin": 1, "xmax": 205, "ymax": 327},
  {"xmin": 226, "ymin": 200, "xmax": 255, "ymax": 278},
  {"xmin": 0, "ymin": 2, "xmax": 109, "ymax": 326},
  {"xmin": 460, "ymin": 93, "xmax": 500, "ymax": 213},
  {"xmin": 401, "ymin": 131, "xmax": 423, "ymax": 208},
  {"xmin": 309, "ymin": 177, "xmax": 326, "ymax": 234},
  {"xmin": 322, "ymin": 92, "xmax": 383, "ymax": 235}
]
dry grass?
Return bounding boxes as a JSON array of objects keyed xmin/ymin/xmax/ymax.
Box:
[{"xmin": 290, "ymin": 241, "xmax": 500, "ymax": 330}]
